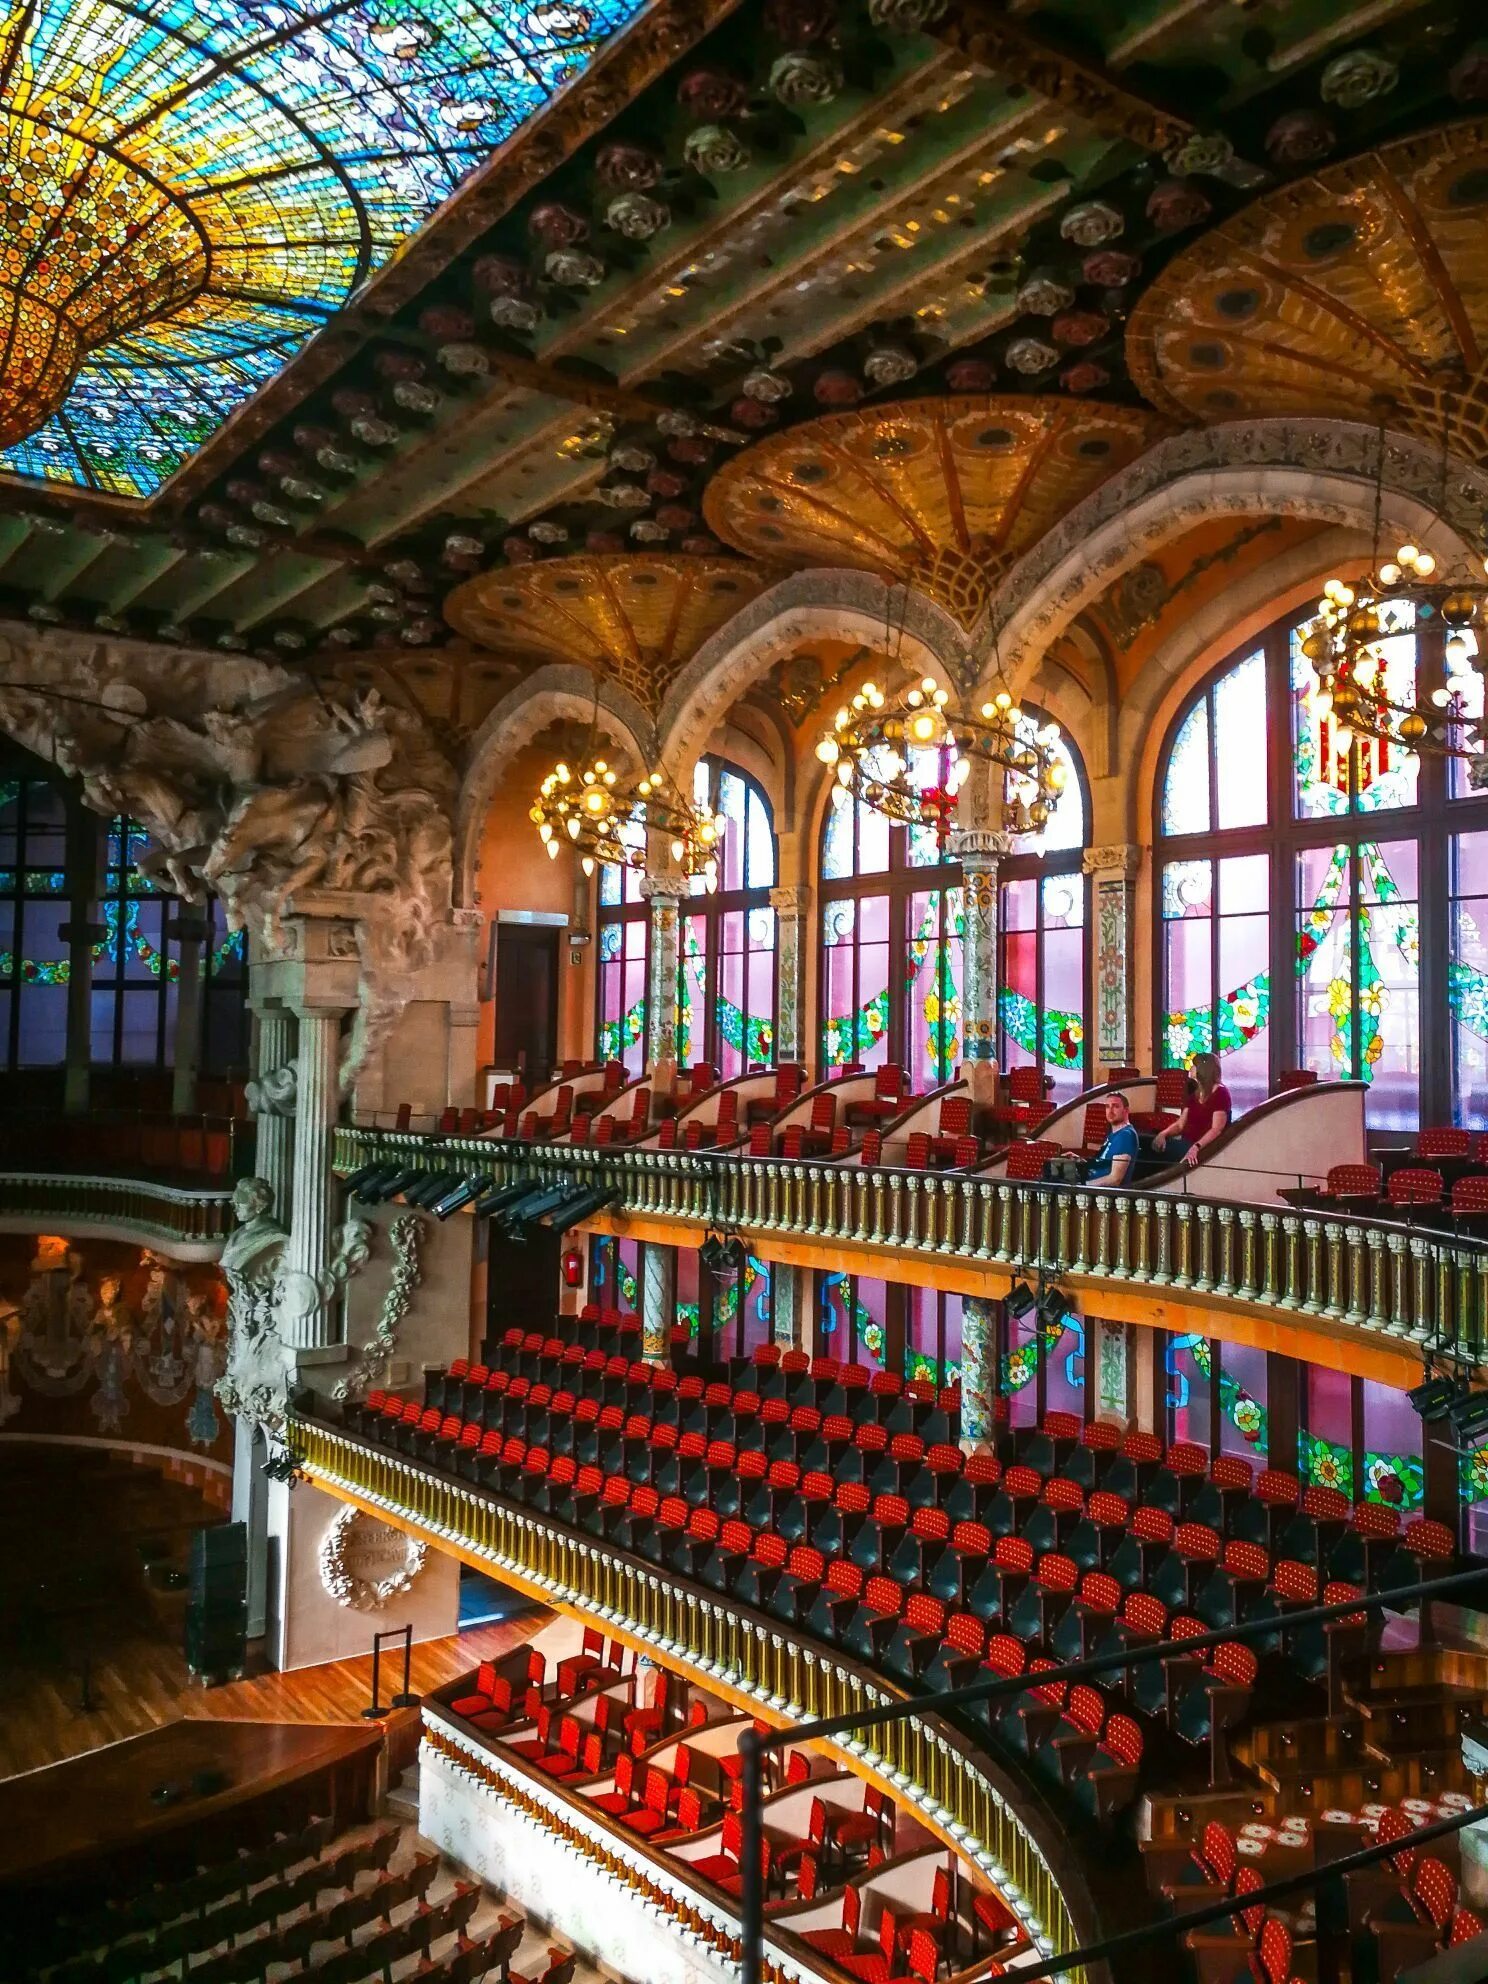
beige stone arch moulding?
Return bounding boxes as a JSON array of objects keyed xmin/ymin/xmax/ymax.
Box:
[
  {"xmin": 969, "ymin": 418, "xmax": 1488, "ymax": 699},
  {"xmin": 454, "ymin": 664, "xmax": 653, "ymax": 910},
  {"xmin": 654, "ymin": 568, "xmax": 971, "ymax": 790}
]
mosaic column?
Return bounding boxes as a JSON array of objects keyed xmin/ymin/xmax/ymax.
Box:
[
  {"xmin": 281, "ymin": 1002, "xmax": 346, "ymax": 1350},
  {"xmin": 960, "ymin": 1294, "xmax": 997, "ymax": 1453},
  {"xmin": 1094, "ymin": 1317, "xmax": 1131, "ymax": 1427},
  {"xmin": 642, "ymin": 1242, "xmax": 677, "ymax": 1366},
  {"xmin": 640, "ymin": 873, "xmax": 682, "ymax": 1093},
  {"xmin": 1082, "ymin": 844, "xmax": 1142, "ymax": 1073},
  {"xmin": 769, "ymin": 884, "xmax": 811, "ymax": 1065},
  {"xmin": 771, "ymin": 1260, "xmax": 806, "ymax": 1351},
  {"xmin": 949, "ymin": 827, "xmax": 1011, "ymax": 1108}
]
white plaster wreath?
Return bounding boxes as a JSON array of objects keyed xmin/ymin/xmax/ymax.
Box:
[{"xmin": 318, "ymin": 1502, "xmax": 428, "ymax": 1611}]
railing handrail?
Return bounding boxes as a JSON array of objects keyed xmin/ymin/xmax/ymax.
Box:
[
  {"xmin": 334, "ymin": 1125, "xmax": 1488, "ymax": 1363},
  {"xmin": 338, "ymin": 1125, "xmax": 1488, "ymax": 1257}
]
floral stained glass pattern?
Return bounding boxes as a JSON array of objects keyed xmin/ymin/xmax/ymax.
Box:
[{"xmin": 0, "ymin": 0, "xmax": 646, "ymax": 495}]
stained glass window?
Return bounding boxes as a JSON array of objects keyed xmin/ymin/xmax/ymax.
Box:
[
  {"xmin": 1164, "ymin": 1334, "xmax": 1267, "ymax": 1457},
  {"xmin": 997, "ymin": 723, "xmax": 1089, "ymax": 1101},
  {"xmin": 821, "ymin": 722, "xmax": 1086, "ymax": 1088},
  {"xmin": 1, "ymin": 770, "xmax": 246, "ymax": 1076},
  {"xmin": 905, "ymin": 1287, "xmax": 961, "ymax": 1389},
  {"xmin": 1157, "ymin": 603, "xmax": 1482, "ymax": 1129},
  {"xmin": 91, "ymin": 819, "xmax": 249, "ymax": 1074},
  {"xmin": 678, "ymin": 759, "xmax": 776, "ymax": 1078},
  {"xmin": 0, "ymin": 0, "xmax": 649, "ymax": 495},
  {"xmin": 595, "ymin": 818, "xmax": 647, "ymax": 1077},
  {"xmin": 0, "ymin": 772, "xmax": 71, "ymax": 1069},
  {"xmin": 818, "ymin": 1270, "xmax": 887, "ymax": 1368}
]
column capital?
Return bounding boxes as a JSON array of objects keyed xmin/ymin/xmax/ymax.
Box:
[
  {"xmin": 948, "ymin": 826, "xmax": 1014, "ymax": 867},
  {"xmin": 769, "ymin": 883, "xmax": 812, "ymax": 916},
  {"xmin": 639, "ymin": 872, "xmax": 685, "ymax": 906},
  {"xmin": 1082, "ymin": 842, "xmax": 1143, "ymax": 879}
]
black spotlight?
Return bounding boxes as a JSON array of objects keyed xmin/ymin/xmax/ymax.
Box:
[
  {"xmin": 1005, "ymin": 1280, "xmax": 1037, "ymax": 1321},
  {"xmin": 1409, "ymin": 1373, "xmax": 1464, "ymax": 1421},
  {"xmin": 1448, "ymin": 1389, "xmax": 1488, "ymax": 1445},
  {"xmin": 1036, "ymin": 1283, "xmax": 1072, "ymax": 1328}
]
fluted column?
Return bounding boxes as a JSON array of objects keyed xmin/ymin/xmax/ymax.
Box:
[
  {"xmin": 642, "ymin": 1242, "xmax": 677, "ymax": 1367},
  {"xmin": 949, "ymin": 827, "xmax": 1011, "ymax": 1108},
  {"xmin": 960, "ymin": 1293, "xmax": 997, "ymax": 1453},
  {"xmin": 769, "ymin": 884, "xmax": 811, "ymax": 1066},
  {"xmin": 281, "ymin": 1003, "xmax": 345, "ymax": 1349},
  {"xmin": 1082, "ymin": 844, "xmax": 1142, "ymax": 1074},
  {"xmin": 251, "ymin": 1005, "xmax": 295, "ymax": 1224}
]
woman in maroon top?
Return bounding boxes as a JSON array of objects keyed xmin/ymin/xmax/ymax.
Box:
[{"xmin": 1153, "ymin": 1052, "xmax": 1232, "ymax": 1170}]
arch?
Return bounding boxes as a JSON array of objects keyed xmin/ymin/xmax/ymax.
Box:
[
  {"xmin": 454, "ymin": 666, "xmax": 653, "ymax": 910},
  {"xmin": 971, "ymin": 419, "xmax": 1488, "ymax": 695},
  {"xmin": 655, "ymin": 569, "xmax": 971, "ymax": 784}
]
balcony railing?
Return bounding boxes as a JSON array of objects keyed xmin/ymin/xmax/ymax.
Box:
[
  {"xmin": 0, "ymin": 1169, "xmax": 237, "ymax": 1255},
  {"xmin": 291, "ymin": 1413, "xmax": 1101, "ymax": 1984},
  {"xmin": 334, "ymin": 1128, "xmax": 1488, "ymax": 1361}
]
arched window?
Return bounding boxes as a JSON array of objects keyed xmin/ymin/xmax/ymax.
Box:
[
  {"xmin": 595, "ymin": 818, "xmax": 648, "ymax": 1079},
  {"xmin": 679, "ymin": 757, "xmax": 777, "ymax": 1078},
  {"xmin": 997, "ymin": 729, "xmax": 1089, "ymax": 1104},
  {"xmin": 2, "ymin": 759, "xmax": 248, "ymax": 1078},
  {"xmin": 92, "ymin": 817, "xmax": 248, "ymax": 1073},
  {"xmin": 818, "ymin": 721, "xmax": 1089, "ymax": 1095},
  {"xmin": 1157, "ymin": 602, "xmax": 1488, "ymax": 1128},
  {"xmin": 819, "ymin": 753, "xmax": 962, "ymax": 1090}
]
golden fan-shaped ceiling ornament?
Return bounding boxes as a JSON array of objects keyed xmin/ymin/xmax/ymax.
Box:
[
  {"xmin": 443, "ymin": 554, "xmax": 771, "ymax": 717},
  {"xmin": 702, "ymin": 397, "xmax": 1168, "ymax": 633},
  {"xmin": 1127, "ymin": 120, "xmax": 1488, "ymax": 461}
]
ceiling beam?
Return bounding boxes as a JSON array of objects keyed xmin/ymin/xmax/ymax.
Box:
[{"xmin": 933, "ymin": 2, "xmax": 1197, "ymax": 153}]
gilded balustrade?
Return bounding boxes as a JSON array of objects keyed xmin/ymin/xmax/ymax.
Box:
[
  {"xmin": 335, "ymin": 1128, "xmax": 1488, "ymax": 1360},
  {"xmin": 292, "ymin": 1413, "xmax": 1095, "ymax": 1982}
]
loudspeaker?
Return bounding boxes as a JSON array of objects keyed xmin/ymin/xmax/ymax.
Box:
[
  {"xmin": 190, "ymin": 1523, "xmax": 247, "ymax": 1609},
  {"xmin": 191, "ymin": 1521, "xmax": 247, "ymax": 1570},
  {"xmin": 186, "ymin": 1602, "xmax": 247, "ymax": 1677}
]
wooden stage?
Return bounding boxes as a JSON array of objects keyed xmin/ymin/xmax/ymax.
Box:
[
  {"xmin": 0, "ymin": 1613, "xmax": 542, "ymax": 1782},
  {"xmin": 0, "ymin": 1718, "xmax": 382, "ymax": 1892}
]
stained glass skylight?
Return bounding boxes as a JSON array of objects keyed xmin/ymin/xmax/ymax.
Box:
[{"xmin": 0, "ymin": 0, "xmax": 644, "ymax": 499}]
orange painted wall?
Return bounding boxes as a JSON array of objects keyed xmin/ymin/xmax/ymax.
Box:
[{"xmin": 470, "ymin": 754, "xmax": 595, "ymax": 1073}]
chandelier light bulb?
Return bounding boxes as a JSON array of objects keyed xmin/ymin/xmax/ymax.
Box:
[
  {"xmin": 1377, "ymin": 562, "xmax": 1401, "ymax": 587},
  {"xmin": 1415, "ymin": 551, "xmax": 1436, "ymax": 578},
  {"xmin": 1398, "ymin": 544, "xmax": 1419, "ymax": 568},
  {"xmin": 816, "ymin": 737, "xmax": 840, "ymax": 764},
  {"xmin": 1431, "ymin": 687, "xmax": 1452, "ymax": 709},
  {"xmin": 638, "ymin": 778, "xmax": 652, "ymax": 795},
  {"xmin": 670, "ymin": 838, "xmax": 685, "ymax": 861},
  {"xmin": 995, "ymin": 691, "xmax": 1012, "ymax": 711},
  {"xmin": 1447, "ymin": 633, "xmax": 1470, "ymax": 667},
  {"xmin": 837, "ymin": 760, "xmax": 853, "ymax": 786},
  {"xmin": 834, "ymin": 707, "xmax": 850, "ymax": 730},
  {"xmin": 581, "ymin": 855, "xmax": 595, "ymax": 876},
  {"xmin": 547, "ymin": 839, "xmax": 560, "ymax": 859},
  {"xmin": 566, "ymin": 816, "xmax": 581, "ymax": 838}
]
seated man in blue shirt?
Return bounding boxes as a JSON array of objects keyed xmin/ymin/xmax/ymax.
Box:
[{"xmin": 1084, "ymin": 1090, "xmax": 1140, "ymax": 1185}]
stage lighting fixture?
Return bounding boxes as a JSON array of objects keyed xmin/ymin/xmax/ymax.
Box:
[
  {"xmin": 404, "ymin": 1170, "xmax": 465, "ymax": 1208},
  {"xmin": 433, "ymin": 1174, "xmax": 493, "ymax": 1219},
  {"xmin": 345, "ymin": 1161, "xmax": 395, "ymax": 1197},
  {"xmin": 1036, "ymin": 1283, "xmax": 1072, "ymax": 1328},
  {"xmin": 473, "ymin": 1179, "xmax": 540, "ymax": 1219},
  {"xmin": 1448, "ymin": 1388, "xmax": 1488, "ymax": 1444},
  {"xmin": 544, "ymin": 1184, "xmax": 621, "ymax": 1228},
  {"xmin": 1005, "ymin": 1280, "xmax": 1036, "ymax": 1321},
  {"xmin": 1408, "ymin": 1374, "xmax": 1463, "ymax": 1421}
]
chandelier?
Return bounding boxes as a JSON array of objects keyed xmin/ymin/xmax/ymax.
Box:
[
  {"xmin": 531, "ymin": 757, "xmax": 726, "ymax": 889},
  {"xmin": 812, "ymin": 671, "xmax": 1067, "ymax": 846},
  {"xmin": 1302, "ymin": 412, "xmax": 1488, "ymax": 772}
]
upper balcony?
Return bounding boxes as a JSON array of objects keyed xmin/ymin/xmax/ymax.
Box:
[{"xmin": 334, "ymin": 1096, "xmax": 1488, "ymax": 1377}]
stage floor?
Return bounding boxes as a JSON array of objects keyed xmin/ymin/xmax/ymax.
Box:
[{"xmin": 0, "ymin": 1611, "xmax": 545, "ymax": 1781}]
